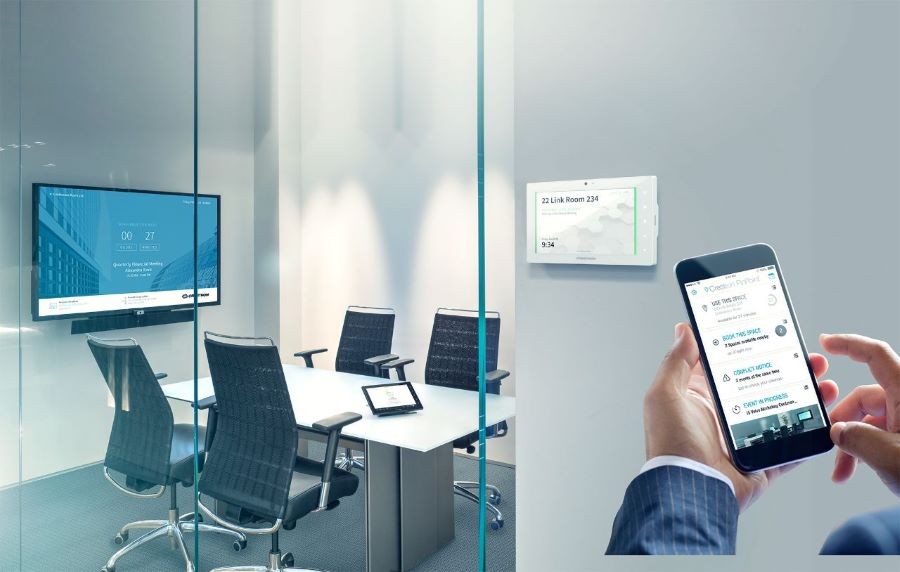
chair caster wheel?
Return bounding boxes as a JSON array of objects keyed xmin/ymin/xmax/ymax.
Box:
[
  {"xmin": 233, "ymin": 539, "xmax": 247, "ymax": 552},
  {"xmin": 101, "ymin": 566, "xmax": 115, "ymax": 572},
  {"xmin": 281, "ymin": 552, "xmax": 295, "ymax": 567},
  {"xmin": 490, "ymin": 519, "xmax": 503, "ymax": 531},
  {"xmin": 114, "ymin": 532, "xmax": 127, "ymax": 545},
  {"xmin": 489, "ymin": 493, "xmax": 501, "ymax": 504}
]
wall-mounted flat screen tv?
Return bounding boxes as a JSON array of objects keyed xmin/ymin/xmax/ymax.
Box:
[{"xmin": 32, "ymin": 183, "xmax": 220, "ymax": 321}]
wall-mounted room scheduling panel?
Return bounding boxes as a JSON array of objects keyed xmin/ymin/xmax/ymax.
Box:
[{"xmin": 526, "ymin": 176, "xmax": 658, "ymax": 266}]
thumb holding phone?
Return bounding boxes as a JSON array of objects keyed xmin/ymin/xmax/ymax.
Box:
[
  {"xmin": 643, "ymin": 323, "xmax": 840, "ymax": 510},
  {"xmin": 822, "ymin": 334, "xmax": 900, "ymax": 496}
]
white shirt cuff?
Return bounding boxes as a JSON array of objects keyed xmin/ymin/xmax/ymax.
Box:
[{"xmin": 640, "ymin": 455, "xmax": 736, "ymax": 497}]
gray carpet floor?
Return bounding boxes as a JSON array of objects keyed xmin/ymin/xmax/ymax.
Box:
[{"xmin": 0, "ymin": 452, "xmax": 514, "ymax": 572}]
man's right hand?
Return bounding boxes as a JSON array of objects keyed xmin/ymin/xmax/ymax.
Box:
[{"xmin": 821, "ymin": 334, "xmax": 900, "ymax": 496}]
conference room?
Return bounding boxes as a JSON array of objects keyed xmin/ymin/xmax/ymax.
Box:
[{"xmin": 0, "ymin": 1, "xmax": 515, "ymax": 571}]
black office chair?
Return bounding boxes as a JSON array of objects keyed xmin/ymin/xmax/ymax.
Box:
[
  {"xmin": 294, "ymin": 305, "xmax": 396, "ymax": 471},
  {"xmin": 378, "ymin": 308, "xmax": 509, "ymax": 530},
  {"xmin": 87, "ymin": 335, "xmax": 245, "ymax": 572},
  {"xmin": 199, "ymin": 332, "xmax": 361, "ymax": 572}
]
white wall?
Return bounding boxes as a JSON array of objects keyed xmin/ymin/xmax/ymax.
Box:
[
  {"xmin": 0, "ymin": 0, "xmax": 257, "ymax": 486},
  {"xmin": 254, "ymin": 0, "xmax": 281, "ymax": 341},
  {"xmin": 514, "ymin": 1, "xmax": 900, "ymax": 571},
  {"xmin": 273, "ymin": 0, "xmax": 517, "ymax": 464}
]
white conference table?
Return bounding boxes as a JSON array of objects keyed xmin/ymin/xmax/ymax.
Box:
[{"xmin": 162, "ymin": 364, "xmax": 516, "ymax": 572}]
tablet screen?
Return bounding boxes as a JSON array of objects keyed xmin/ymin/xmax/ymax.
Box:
[
  {"xmin": 362, "ymin": 382, "xmax": 423, "ymax": 415},
  {"xmin": 368, "ymin": 385, "xmax": 416, "ymax": 409}
]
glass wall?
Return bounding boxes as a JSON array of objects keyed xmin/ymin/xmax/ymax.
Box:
[
  {"xmin": 475, "ymin": 0, "xmax": 518, "ymax": 567},
  {"xmin": 235, "ymin": 1, "xmax": 515, "ymax": 570},
  {"xmin": 1, "ymin": 1, "xmax": 515, "ymax": 570},
  {"xmin": 249, "ymin": 1, "xmax": 505, "ymax": 569},
  {"xmin": 10, "ymin": 1, "xmax": 202, "ymax": 570},
  {"xmin": 0, "ymin": 1, "xmax": 23, "ymax": 569}
]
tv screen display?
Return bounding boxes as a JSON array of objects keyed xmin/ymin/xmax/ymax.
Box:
[
  {"xmin": 32, "ymin": 184, "xmax": 220, "ymax": 320},
  {"xmin": 797, "ymin": 410, "xmax": 813, "ymax": 422}
]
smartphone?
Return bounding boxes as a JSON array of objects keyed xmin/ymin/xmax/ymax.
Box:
[{"xmin": 675, "ymin": 243, "xmax": 832, "ymax": 472}]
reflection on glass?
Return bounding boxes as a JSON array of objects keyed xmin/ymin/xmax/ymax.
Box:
[
  {"xmin": 16, "ymin": 1, "xmax": 200, "ymax": 570},
  {"xmin": 0, "ymin": 2, "xmax": 23, "ymax": 567}
]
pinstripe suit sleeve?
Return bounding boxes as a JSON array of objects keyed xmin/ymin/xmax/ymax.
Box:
[{"xmin": 606, "ymin": 465, "xmax": 739, "ymax": 555}]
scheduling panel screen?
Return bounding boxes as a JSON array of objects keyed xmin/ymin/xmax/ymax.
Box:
[
  {"xmin": 366, "ymin": 385, "xmax": 417, "ymax": 410},
  {"xmin": 533, "ymin": 187, "xmax": 637, "ymax": 257},
  {"xmin": 685, "ymin": 266, "xmax": 825, "ymax": 450}
]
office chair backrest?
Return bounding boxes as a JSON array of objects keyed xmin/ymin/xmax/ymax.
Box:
[
  {"xmin": 335, "ymin": 306, "xmax": 395, "ymax": 377},
  {"xmin": 424, "ymin": 309, "xmax": 500, "ymax": 391},
  {"xmin": 200, "ymin": 333, "xmax": 298, "ymax": 522},
  {"xmin": 87, "ymin": 336, "xmax": 174, "ymax": 486}
]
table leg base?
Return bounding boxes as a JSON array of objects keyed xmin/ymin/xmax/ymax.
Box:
[{"xmin": 365, "ymin": 442, "xmax": 454, "ymax": 571}]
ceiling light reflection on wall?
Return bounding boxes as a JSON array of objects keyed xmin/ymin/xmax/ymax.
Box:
[
  {"xmin": 298, "ymin": 179, "xmax": 389, "ymax": 356},
  {"xmin": 0, "ymin": 326, "xmax": 39, "ymax": 336}
]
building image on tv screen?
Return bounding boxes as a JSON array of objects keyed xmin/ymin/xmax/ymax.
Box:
[
  {"xmin": 36, "ymin": 189, "xmax": 103, "ymax": 299},
  {"xmin": 149, "ymin": 233, "xmax": 219, "ymax": 292},
  {"xmin": 34, "ymin": 185, "xmax": 220, "ymax": 319}
]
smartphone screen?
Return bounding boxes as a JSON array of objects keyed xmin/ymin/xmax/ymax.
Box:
[{"xmin": 676, "ymin": 244, "xmax": 832, "ymax": 471}]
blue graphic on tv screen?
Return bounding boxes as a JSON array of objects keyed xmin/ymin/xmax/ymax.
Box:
[{"xmin": 36, "ymin": 186, "xmax": 219, "ymax": 298}]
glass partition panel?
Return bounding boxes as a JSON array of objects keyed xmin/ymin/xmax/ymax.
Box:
[
  {"xmin": 0, "ymin": 1, "xmax": 22, "ymax": 569},
  {"xmin": 157, "ymin": 2, "xmax": 517, "ymax": 570},
  {"xmin": 16, "ymin": 1, "xmax": 200, "ymax": 570},
  {"xmin": 196, "ymin": 1, "xmax": 496, "ymax": 570},
  {"xmin": 480, "ymin": 0, "xmax": 516, "ymax": 568}
]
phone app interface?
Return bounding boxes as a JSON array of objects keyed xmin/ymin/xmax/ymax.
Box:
[{"xmin": 685, "ymin": 266, "xmax": 825, "ymax": 449}]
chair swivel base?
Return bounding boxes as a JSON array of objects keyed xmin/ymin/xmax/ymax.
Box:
[
  {"xmin": 334, "ymin": 446, "xmax": 364, "ymax": 472},
  {"xmin": 102, "ymin": 509, "xmax": 247, "ymax": 572},
  {"xmin": 210, "ymin": 549, "xmax": 323, "ymax": 572},
  {"xmin": 454, "ymin": 481, "xmax": 504, "ymax": 530},
  {"xmin": 335, "ymin": 452, "xmax": 365, "ymax": 472}
]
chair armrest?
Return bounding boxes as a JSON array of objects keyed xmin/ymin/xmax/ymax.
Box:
[
  {"xmin": 363, "ymin": 354, "xmax": 398, "ymax": 376},
  {"xmin": 155, "ymin": 372, "xmax": 168, "ymax": 380},
  {"xmin": 485, "ymin": 369, "xmax": 509, "ymax": 393},
  {"xmin": 485, "ymin": 369, "xmax": 509, "ymax": 383},
  {"xmin": 293, "ymin": 347, "xmax": 328, "ymax": 368},
  {"xmin": 381, "ymin": 358, "xmax": 414, "ymax": 382},
  {"xmin": 313, "ymin": 411, "xmax": 362, "ymax": 511},
  {"xmin": 363, "ymin": 354, "xmax": 398, "ymax": 365},
  {"xmin": 312, "ymin": 411, "xmax": 363, "ymax": 433}
]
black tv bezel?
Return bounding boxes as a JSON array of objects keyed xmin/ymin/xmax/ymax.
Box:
[{"xmin": 31, "ymin": 183, "xmax": 222, "ymax": 322}]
